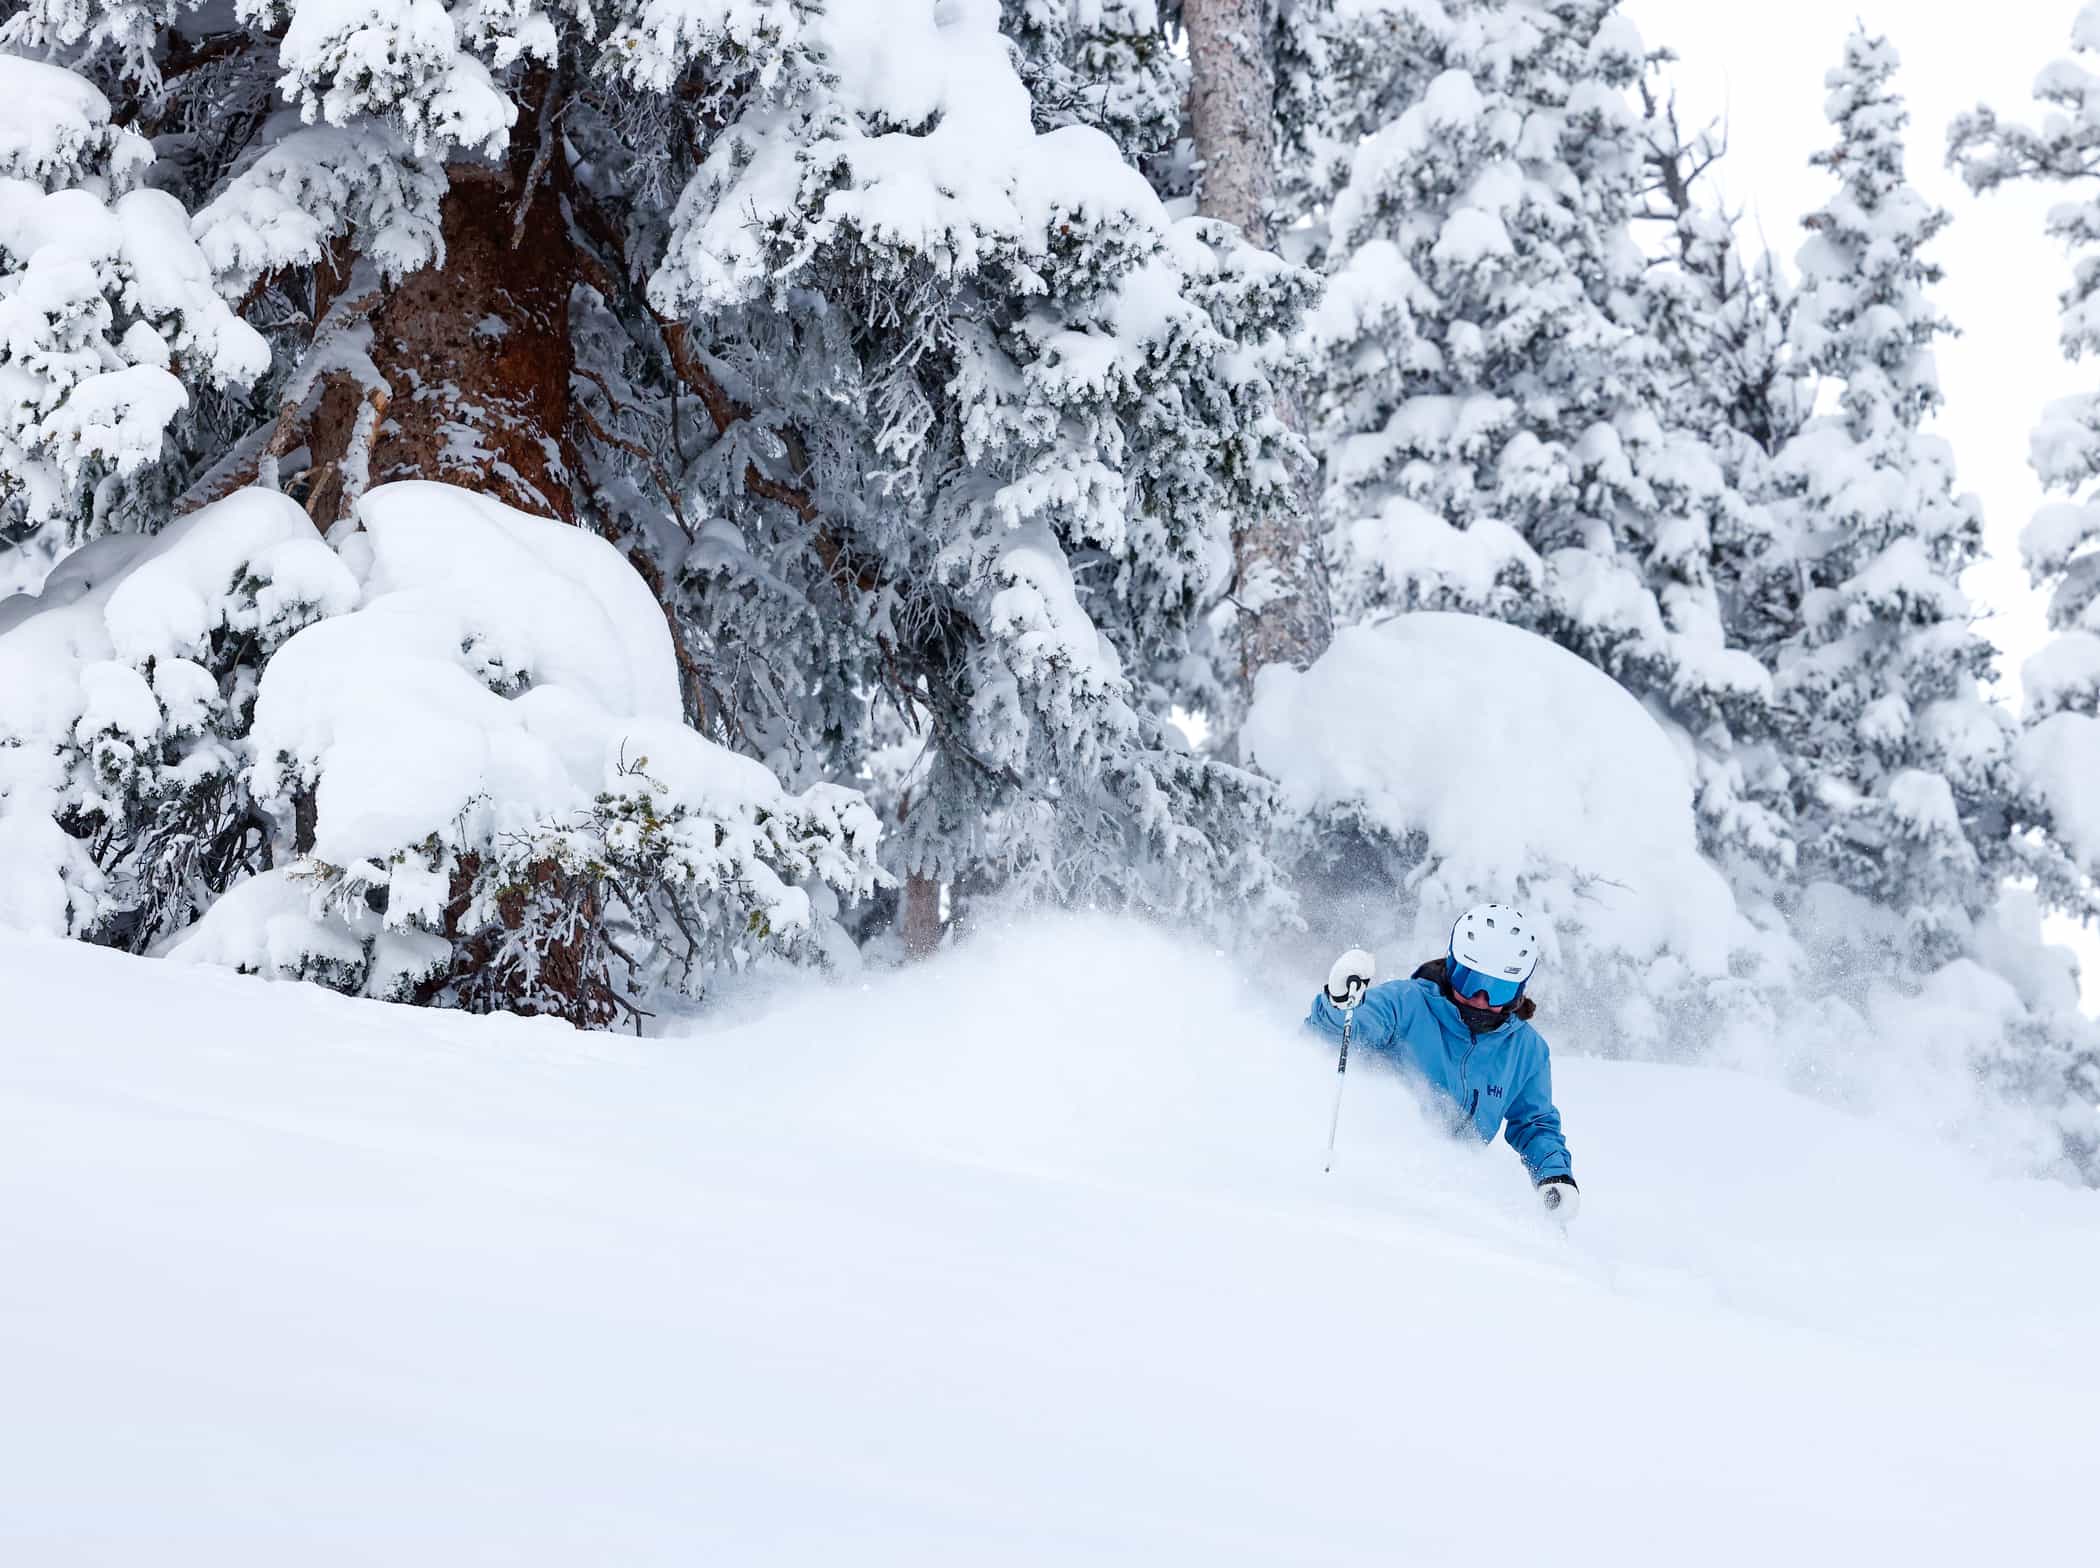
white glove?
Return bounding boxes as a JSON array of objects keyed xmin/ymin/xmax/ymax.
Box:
[
  {"xmin": 1325, "ymin": 948, "xmax": 1376, "ymax": 1008},
  {"xmin": 1538, "ymin": 1177, "xmax": 1580, "ymax": 1222}
]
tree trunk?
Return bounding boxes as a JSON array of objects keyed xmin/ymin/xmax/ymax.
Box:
[
  {"xmin": 1187, "ymin": 0, "xmax": 1282, "ymax": 251},
  {"xmin": 1184, "ymin": 0, "xmax": 1333, "ymax": 682},
  {"xmin": 354, "ymin": 163, "xmax": 576, "ymax": 519},
  {"xmin": 300, "ymin": 80, "xmax": 576, "ymax": 526},
  {"xmin": 901, "ymin": 874, "xmax": 943, "ymax": 960}
]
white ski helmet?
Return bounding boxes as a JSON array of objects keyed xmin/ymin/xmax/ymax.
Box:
[{"xmin": 1449, "ymin": 903, "xmax": 1539, "ymax": 995}]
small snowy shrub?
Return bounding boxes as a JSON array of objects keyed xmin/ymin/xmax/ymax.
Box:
[
  {"xmin": 0, "ymin": 488, "xmax": 355, "ymax": 944},
  {"xmin": 164, "ymin": 482, "xmax": 883, "ymax": 1019},
  {"xmin": 432, "ymin": 757, "xmax": 878, "ymax": 1026},
  {"xmin": 3, "ymin": 480, "xmax": 884, "ymax": 1022}
]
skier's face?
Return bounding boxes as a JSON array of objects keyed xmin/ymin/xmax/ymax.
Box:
[{"xmin": 1451, "ymin": 988, "xmax": 1512, "ymax": 1035}]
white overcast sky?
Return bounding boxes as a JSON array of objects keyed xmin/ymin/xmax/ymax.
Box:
[{"xmin": 1621, "ymin": 0, "xmax": 2100, "ymax": 1003}]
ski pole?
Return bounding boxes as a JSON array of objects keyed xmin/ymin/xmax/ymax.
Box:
[{"xmin": 1324, "ymin": 1002, "xmax": 1355, "ymax": 1173}]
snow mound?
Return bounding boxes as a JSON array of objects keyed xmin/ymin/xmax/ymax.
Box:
[
  {"xmin": 168, "ymin": 481, "xmax": 881, "ymax": 1008},
  {"xmin": 249, "ymin": 480, "xmax": 687, "ymax": 866},
  {"xmin": 1244, "ymin": 611, "xmax": 1748, "ymax": 980}
]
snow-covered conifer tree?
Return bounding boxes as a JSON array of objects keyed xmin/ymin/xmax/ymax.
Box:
[
  {"xmin": 1633, "ymin": 84, "xmax": 1806, "ymax": 476},
  {"xmin": 1308, "ymin": 1, "xmax": 1776, "ymax": 867},
  {"xmin": 1953, "ymin": 5, "xmax": 2100, "ymax": 914},
  {"xmin": 1772, "ymin": 31, "xmax": 2016, "ymax": 966},
  {"xmin": 1000, "ymin": 1, "xmax": 1340, "ymax": 716},
  {"xmin": 1946, "ymin": 6, "xmax": 2100, "ymax": 1173},
  {"xmin": 629, "ymin": 3, "xmax": 1307, "ymax": 940},
  {"xmin": 1002, "ymin": 2, "xmax": 1187, "ymax": 169},
  {"xmin": 1625, "ymin": 69, "xmax": 1805, "ymax": 883},
  {"xmin": 1314, "ymin": 0, "xmax": 1638, "ymax": 623},
  {"xmin": 1180, "ymin": 0, "xmax": 1335, "ymax": 683},
  {"xmin": 0, "ymin": 51, "xmax": 266, "ymax": 586},
  {"xmin": 0, "ymin": 1, "xmax": 1311, "ymax": 1001}
]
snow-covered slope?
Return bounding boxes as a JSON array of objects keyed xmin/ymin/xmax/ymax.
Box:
[{"xmin": 3, "ymin": 920, "xmax": 2094, "ymax": 1565}]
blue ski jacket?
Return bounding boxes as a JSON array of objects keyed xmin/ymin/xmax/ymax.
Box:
[{"xmin": 1307, "ymin": 964, "xmax": 1572, "ymax": 1182}]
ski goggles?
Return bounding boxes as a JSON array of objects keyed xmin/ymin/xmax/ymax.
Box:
[{"xmin": 1448, "ymin": 958, "xmax": 1525, "ymax": 1009}]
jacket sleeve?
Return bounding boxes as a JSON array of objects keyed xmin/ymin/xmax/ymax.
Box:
[
  {"xmin": 1306, "ymin": 977, "xmax": 1412, "ymax": 1056},
  {"xmin": 1503, "ymin": 1035, "xmax": 1573, "ymax": 1183}
]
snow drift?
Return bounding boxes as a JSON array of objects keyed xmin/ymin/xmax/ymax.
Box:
[
  {"xmin": 1, "ymin": 917, "xmax": 2094, "ymax": 1564},
  {"xmin": 1245, "ymin": 612, "xmax": 1765, "ymax": 1024}
]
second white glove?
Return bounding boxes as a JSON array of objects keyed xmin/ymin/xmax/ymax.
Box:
[
  {"xmin": 1538, "ymin": 1176, "xmax": 1580, "ymax": 1222},
  {"xmin": 1326, "ymin": 948, "xmax": 1376, "ymax": 1008}
]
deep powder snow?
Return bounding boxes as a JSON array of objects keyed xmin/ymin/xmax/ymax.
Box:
[{"xmin": 1, "ymin": 918, "xmax": 2093, "ymax": 1565}]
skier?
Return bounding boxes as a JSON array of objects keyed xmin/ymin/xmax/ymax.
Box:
[{"xmin": 1310, "ymin": 903, "xmax": 1579, "ymax": 1219}]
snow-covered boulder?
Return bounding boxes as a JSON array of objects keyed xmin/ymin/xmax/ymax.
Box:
[{"xmin": 1244, "ymin": 612, "xmax": 1771, "ymax": 1046}]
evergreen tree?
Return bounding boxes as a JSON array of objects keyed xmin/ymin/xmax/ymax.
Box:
[
  {"xmin": 1947, "ymin": 5, "xmax": 2100, "ymax": 1175},
  {"xmin": 1625, "ymin": 69, "xmax": 1805, "ymax": 884},
  {"xmin": 1773, "ymin": 31, "xmax": 2015, "ymax": 967},
  {"xmin": 1181, "ymin": 0, "xmax": 1336, "ymax": 684},
  {"xmin": 0, "ymin": 2, "xmax": 1307, "ymax": 1005},
  {"xmin": 999, "ymin": 1, "xmax": 1331, "ymax": 731},
  {"xmin": 1633, "ymin": 80, "xmax": 1806, "ymax": 475},
  {"xmin": 1952, "ymin": 4, "xmax": 2100, "ymax": 915},
  {"xmin": 1001, "ymin": 1, "xmax": 1186, "ymax": 170},
  {"xmin": 0, "ymin": 50, "xmax": 266, "ymax": 580},
  {"xmin": 1308, "ymin": 0, "xmax": 1777, "ymax": 869}
]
